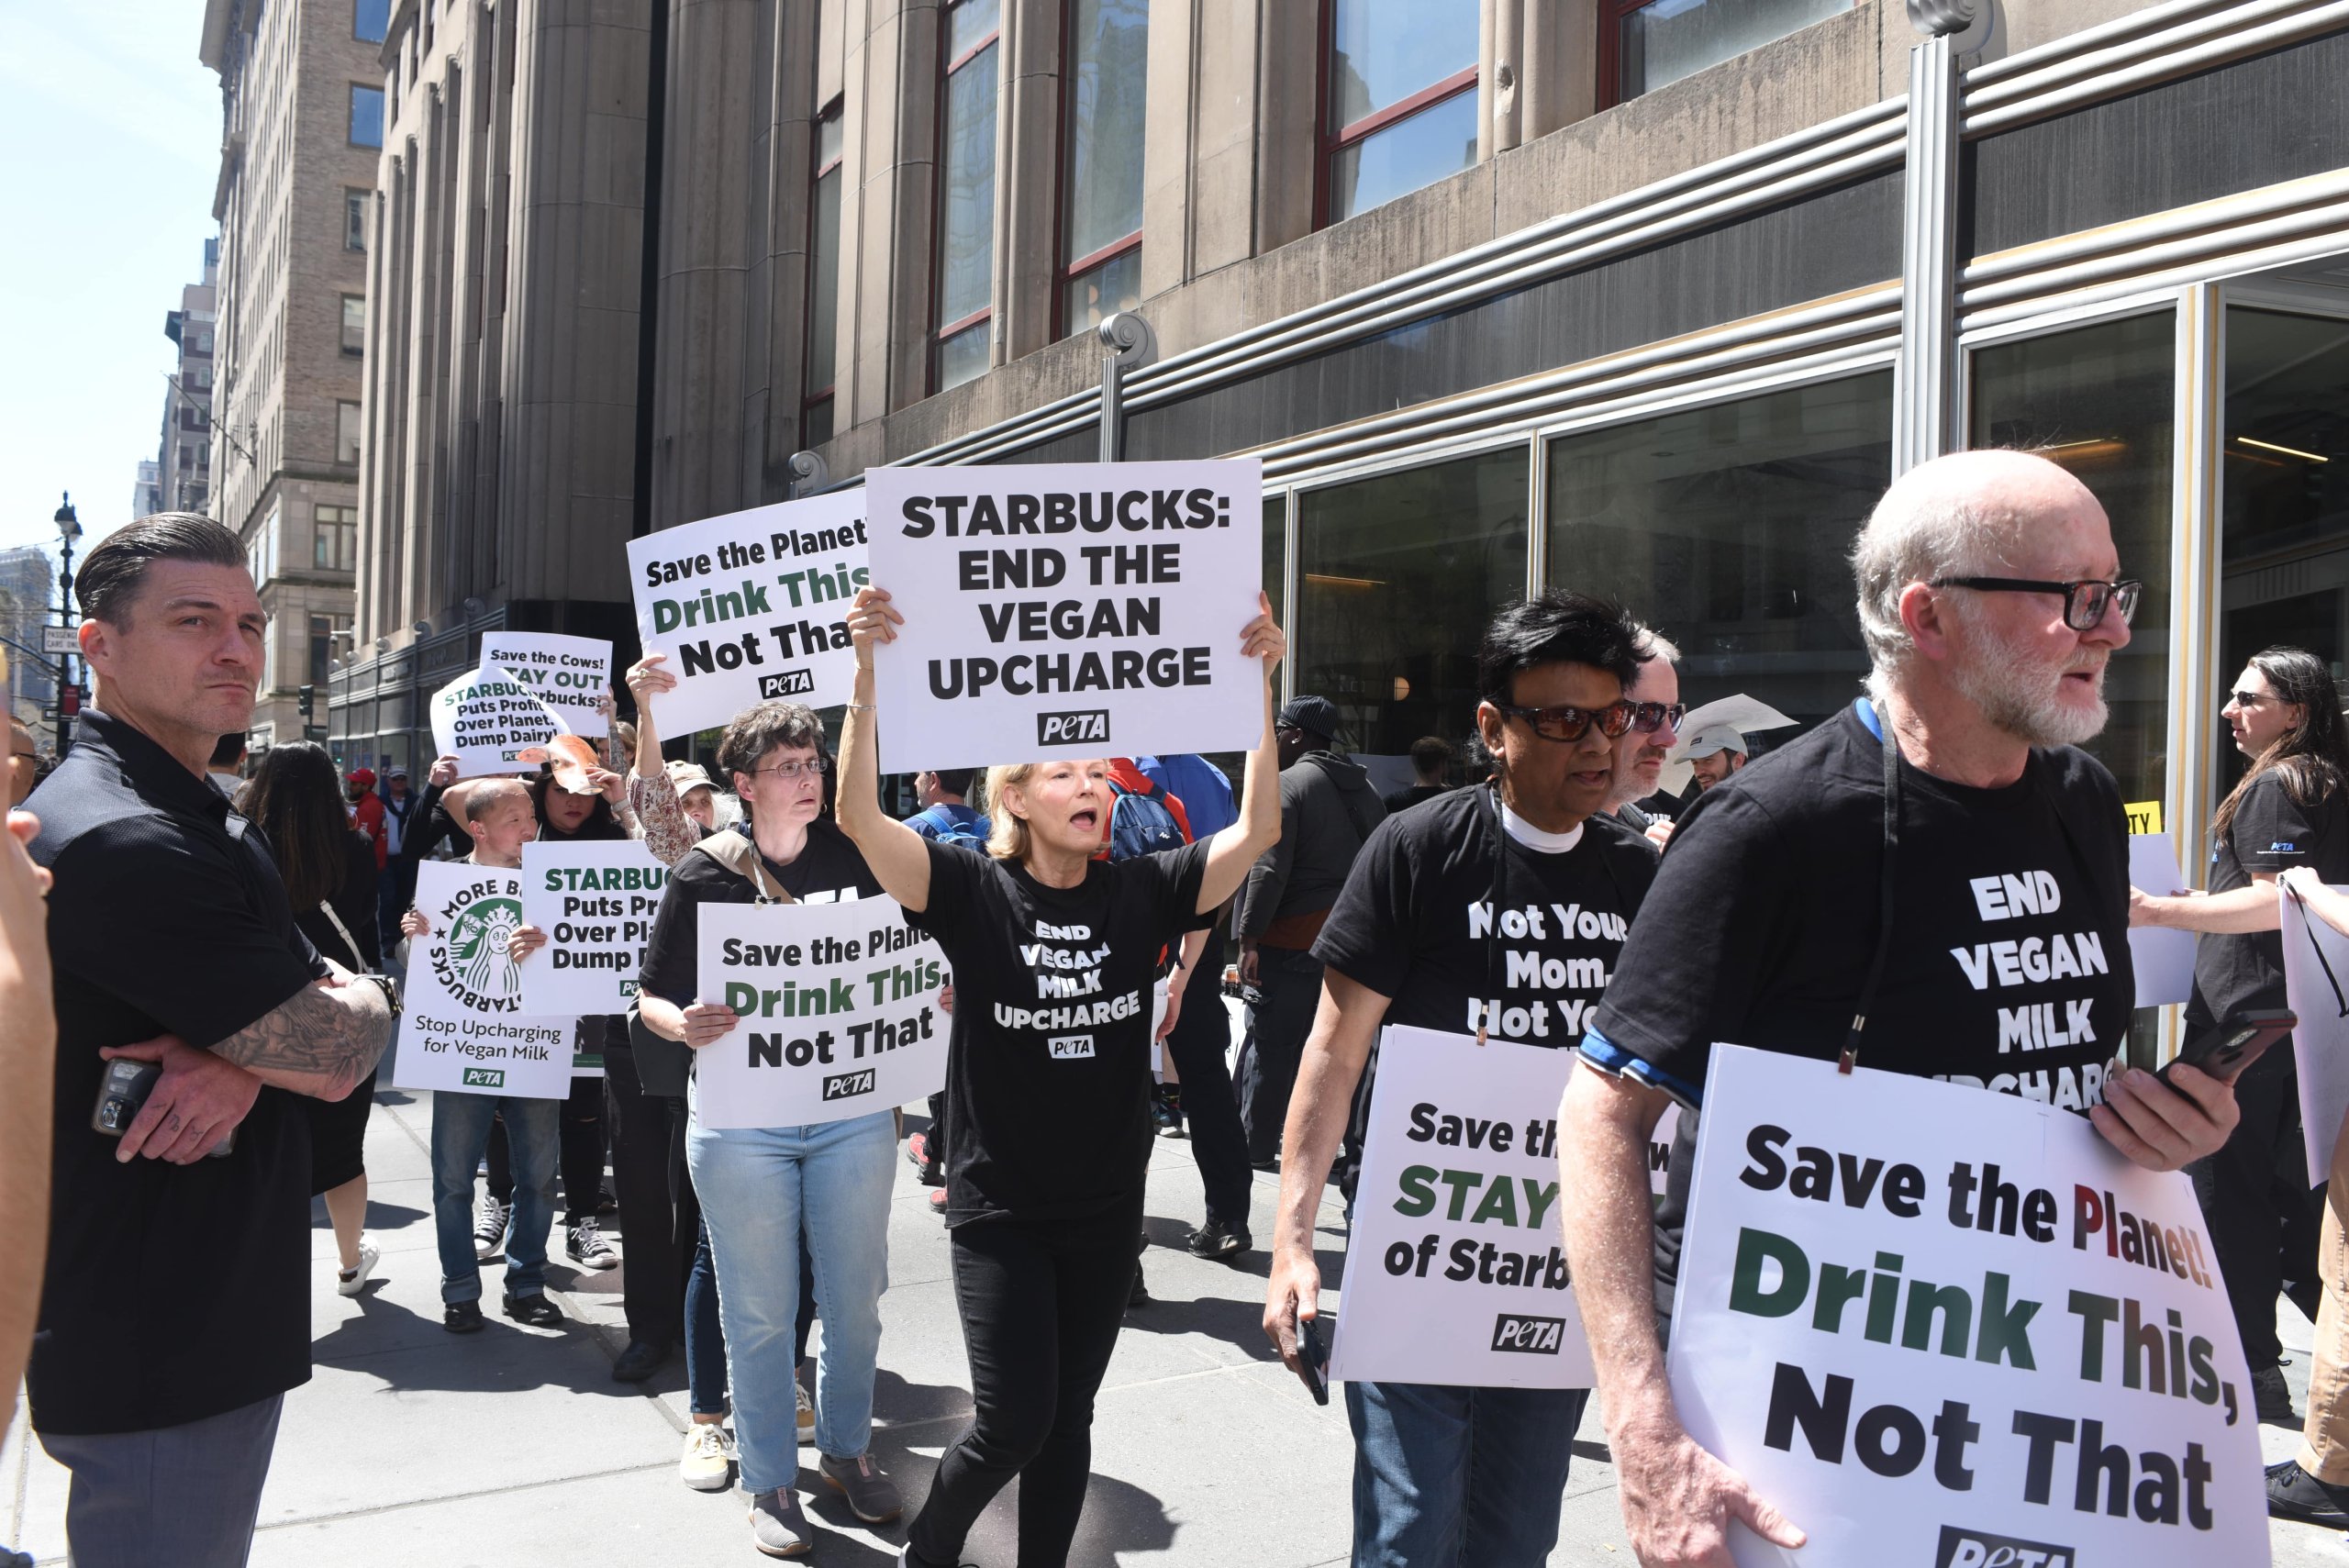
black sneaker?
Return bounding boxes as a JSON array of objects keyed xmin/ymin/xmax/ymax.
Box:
[
  {"xmin": 1128, "ymin": 1261, "xmax": 1150, "ymax": 1308},
  {"xmin": 1186, "ymin": 1218, "xmax": 1252, "ymax": 1262},
  {"xmin": 613, "ymin": 1337, "xmax": 673, "ymax": 1383},
  {"xmin": 1152, "ymin": 1084, "xmax": 1186, "ymax": 1139},
  {"xmin": 2254, "ymin": 1361, "xmax": 2299, "ymax": 1425},
  {"xmin": 2267, "ymin": 1458, "xmax": 2349, "ymax": 1529},
  {"xmin": 442, "ymin": 1300, "xmax": 485, "ymax": 1334},
  {"xmin": 503, "ymin": 1292, "xmax": 563, "ymax": 1329}
]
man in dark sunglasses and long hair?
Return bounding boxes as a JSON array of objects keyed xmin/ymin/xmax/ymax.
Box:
[
  {"xmin": 1262, "ymin": 589, "xmax": 1660, "ymax": 1568},
  {"xmin": 1560, "ymin": 447, "xmax": 2240, "ymax": 1568}
]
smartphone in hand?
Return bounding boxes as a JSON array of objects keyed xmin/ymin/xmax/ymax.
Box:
[
  {"xmin": 1296, "ymin": 1316, "xmax": 1330, "ymax": 1407},
  {"xmin": 2163, "ymin": 1008, "xmax": 2296, "ymax": 1086}
]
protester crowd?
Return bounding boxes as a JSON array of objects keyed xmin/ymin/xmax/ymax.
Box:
[{"xmin": 5, "ymin": 450, "xmax": 2346, "ymax": 1567}]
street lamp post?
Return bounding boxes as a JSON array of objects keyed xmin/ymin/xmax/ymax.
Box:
[{"xmin": 54, "ymin": 493, "xmax": 81, "ymax": 754}]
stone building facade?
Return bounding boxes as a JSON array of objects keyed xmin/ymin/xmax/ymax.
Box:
[{"xmin": 154, "ymin": 239, "xmax": 219, "ymax": 517}]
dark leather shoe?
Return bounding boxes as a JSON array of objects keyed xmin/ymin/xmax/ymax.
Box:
[
  {"xmin": 1186, "ymin": 1218, "xmax": 1252, "ymax": 1262},
  {"xmin": 613, "ymin": 1337, "xmax": 672, "ymax": 1382},
  {"xmin": 442, "ymin": 1300, "xmax": 484, "ymax": 1334},
  {"xmin": 503, "ymin": 1292, "xmax": 563, "ymax": 1328},
  {"xmin": 2268, "ymin": 1458, "xmax": 2349, "ymax": 1528}
]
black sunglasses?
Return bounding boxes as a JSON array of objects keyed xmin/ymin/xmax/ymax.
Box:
[
  {"xmin": 1628, "ymin": 701, "xmax": 1686, "ymax": 735},
  {"xmin": 1487, "ymin": 700, "xmax": 1637, "ymax": 742},
  {"xmin": 1929, "ymin": 575, "xmax": 2143, "ymax": 632}
]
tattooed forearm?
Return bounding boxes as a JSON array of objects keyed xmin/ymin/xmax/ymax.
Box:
[{"xmin": 211, "ymin": 978, "xmax": 392, "ymax": 1101}]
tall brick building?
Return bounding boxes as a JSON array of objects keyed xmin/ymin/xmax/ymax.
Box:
[
  {"xmin": 201, "ymin": 0, "xmax": 384, "ymax": 751},
  {"xmin": 153, "ymin": 239, "xmax": 219, "ymax": 517}
]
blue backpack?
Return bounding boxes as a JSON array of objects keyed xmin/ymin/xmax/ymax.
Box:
[
  {"xmin": 909, "ymin": 803, "xmax": 991, "ymax": 853},
  {"xmin": 1105, "ymin": 778, "xmax": 1186, "ymax": 861}
]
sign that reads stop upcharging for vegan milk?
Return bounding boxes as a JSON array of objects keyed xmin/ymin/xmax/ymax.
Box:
[
  {"xmin": 1666, "ymin": 1045, "xmax": 2265, "ymax": 1568},
  {"xmin": 390, "ymin": 862, "xmax": 578, "ymax": 1100},
  {"xmin": 628, "ymin": 489, "xmax": 868, "ymax": 738},
  {"xmin": 864, "ymin": 461, "xmax": 1264, "ymax": 773},
  {"xmin": 1327, "ymin": 1026, "xmax": 1595, "ymax": 1389},
  {"xmin": 479, "ymin": 630, "xmax": 614, "ymax": 738},
  {"xmin": 692, "ymin": 898, "xmax": 947, "ymax": 1129},
  {"xmin": 429, "ymin": 665, "xmax": 567, "ymax": 775},
  {"xmin": 518, "ymin": 840, "xmax": 670, "ymax": 1017}
]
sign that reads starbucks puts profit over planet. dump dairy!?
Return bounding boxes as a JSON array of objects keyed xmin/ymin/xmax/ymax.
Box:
[
  {"xmin": 429, "ymin": 665, "xmax": 568, "ymax": 775},
  {"xmin": 519, "ymin": 840, "xmax": 670, "ymax": 1017},
  {"xmin": 391, "ymin": 862, "xmax": 578, "ymax": 1099}
]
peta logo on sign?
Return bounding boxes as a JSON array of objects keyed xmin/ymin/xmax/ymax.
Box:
[
  {"xmin": 1489, "ymin": 1313, "xmax": 1566, "ymax": 1355},
  {"xmin": 1932, "ymin": 1525, "xmax": 2075, "ymax": 1568},
  {"xmin": 1047, "ymin": 1035, "xmax": 1097, "ymax": 1060},
  {"xmin": 760, "ymin": 668, "xmax": 816, "ymax": 698},
  {"xmin": 1037, "ymin": 709, "xmax": 1110, "ymax": 747},
  {"xmin": 821, "ymin": 1068, "xmax": 876, "ymax": 1101},
  {"xmin": 462, "ymin": 1067, "xmax": 507, "ymax": 1088}
]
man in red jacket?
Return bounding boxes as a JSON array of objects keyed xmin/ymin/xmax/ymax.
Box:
[{"xmin": 345, "ymin": 767, "xmax": 387, "ymax": 871}]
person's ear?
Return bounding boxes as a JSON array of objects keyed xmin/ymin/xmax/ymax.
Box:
[
  {"xmin": 1899, "ymin": 581, "xmax": 1955, "ymax": 664},
  {"xmin": 1475, "ymin": 702, "xmax": 1507, "ymax": 760}
]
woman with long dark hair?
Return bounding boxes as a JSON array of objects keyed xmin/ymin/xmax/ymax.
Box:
[
  {"xmin": 2133, "ymin": 644, "xmax": 2349, "ymax": 1430},
  {"xmin": 243, "ymin": 741, "xmax": 383, "ymax": 1296}
]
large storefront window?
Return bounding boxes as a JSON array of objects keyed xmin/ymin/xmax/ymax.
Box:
[
  {"xmin": 1297, "ymin": 449, "xmax": 1528, "ymax": 776},
  {"xmin": 1969, "ymin": 311, "xmax": 2176, "ymax": 809},
  {"xmin": 1544, "ymin": 372, "xmax": 1893, "ymax": 742}
]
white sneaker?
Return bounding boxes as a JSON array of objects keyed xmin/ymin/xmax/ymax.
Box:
[
  {"xmin": 796, "ymin": 1379, "xmax": 814, "ymax": 1434},
  {"xmin": 473, "ymin": 1195, "xmax": 510, "ymax": 1260},
  {"xmin": 336, "ymin": 1237, "xmax": 381, "ymax": 1297},
  {"xmin": 680, "ymin": 1421, "xmax": 734, "ymax": 1492}
]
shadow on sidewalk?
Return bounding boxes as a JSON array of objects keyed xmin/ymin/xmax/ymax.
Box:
[{"xmin": 310, "ymin": 1295, "xmax": 644, "ymax": 1401}]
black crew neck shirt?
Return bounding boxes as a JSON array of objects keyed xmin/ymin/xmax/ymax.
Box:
[
  {"xmin": 638, "ymin": 818, "xmax": 883, "ymax": 1010},
  {"xmin": 26, "ymin": 710, "xmax": 328, "ymax": 1436},
  {"xmin": 2188, "ymin": 768, "xmax": 2349, "ymax": 1028},
  {"xmin": 906, "ymin": 838, "xmax": 1210, "ymax": 1225}
]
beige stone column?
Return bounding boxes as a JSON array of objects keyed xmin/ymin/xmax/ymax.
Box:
[
  {"xmin": 841, "ymin": 0, "xmax": 943, "ymax": 425},
  {"xmin": 999, "ymin": 0, "xmax": 1062, "ymax": 361},
  {"xmin": 1253, "ymin": 0, "xmax": 1318, "ymax": 254}
]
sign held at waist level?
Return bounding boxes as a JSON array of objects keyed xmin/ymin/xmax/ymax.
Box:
[
  {"xmin": 520, "ymin": 840, "xmax": 671, "ymax": 1017},
  {"xmin": 390, "ymin": 861, "xmax": 579, "ymax": 1100}
]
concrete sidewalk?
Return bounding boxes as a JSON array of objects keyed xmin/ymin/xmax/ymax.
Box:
[{"xmin": 4, "ymin": 1075, "xmax": 2339, "ymax": 1564}]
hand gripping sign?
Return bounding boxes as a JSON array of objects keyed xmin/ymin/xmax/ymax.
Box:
[
  {"xmin": 478, "ymin": 630, "xmax": 614, "ymax": 738},
  {"xmin": 1666, "ymin": 1045, "xmax": 2265, "ymax": 1568},
  {"xmin": 1328, "ymin": 1026, "xmax": 1597, "ymax": 1389},
  {"xmin": 863, "ymin": 460, "xmax": 1264, "ymax": 773},
  {"xmin": 520, "ymin": 840, "xmax": 671, "ymax": 1017},
  {"xmin": 429, "ymin": 664, "xmax": 568, "ymax": 775},
  {"xmin": 391, "ymin": 862, "xmax": 579, "ymax": 1099},
  {"xmin": 628, "ymin": 489, "xmax": 869, "ymax": 738},
  {"xmin": 694, "ymin": 898, "xmax": 948, "ymax": 1129}
]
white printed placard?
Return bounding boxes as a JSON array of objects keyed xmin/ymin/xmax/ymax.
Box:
[
  {"xmin": 479, "ymin": 631, "xmax": 614, "ymax": 737},
  {"xmin": 389, "ymin": 862, "xmax": 578, "ymax": 1099},
  {"xmin": 1668, "ymin": 1045, "xmax": 2264, "ymax": 1568},
  {"xmin": 1327, "ymin": 1026, "xmax": 1594, "ymax": 1389},
  {"xmin": 693, "ymin": 898, "xmax": 947, "ymax": 1129},
  {"xmin": 2283, "ymin": 882, "xmax": 2349, "ymax": 1184},
  {"xmin": 1651, "ymin": 1101, "xmax": 1682, "ymax": 1198},
  {"xmin": 429, "ymin": 665, "xmax": 567, "ymax": 775},
  {"xmin": 2128, "ymin": 835, "xmax": 2197, "ymax": 1007},
  {"xmin": 628, "ymin": 490, "xmax": 868, "ymax": 737},
  {"xmin": 864, "ymin": 461, "xmax": 1264, "ymax": 773},
  {"xmin": 519, "ymin": 840, "xmax": 672, "ymax": 1017}
]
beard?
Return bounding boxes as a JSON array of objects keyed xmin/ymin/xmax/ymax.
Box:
[{"xmin": 1950, "ymin": 620, "xmax": 2110, "ymax": 748}]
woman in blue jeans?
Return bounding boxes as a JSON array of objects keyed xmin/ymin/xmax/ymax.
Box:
[
  {"xmin": 636, "ymin": 699, "xmax": 903, "ymax": 1560},
  {"xmin": 839, "ymin": 585, "xmax": 1285, "ymax": 1568}
]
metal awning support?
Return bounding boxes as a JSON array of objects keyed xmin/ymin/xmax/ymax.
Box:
[
  {"xmin": 1892, "ymin": 0, "xmax": 1982, "ymax": 474},
  {"xmin": 1097, "ymin": 312, "xmax": 1157, "ymax": 463}
]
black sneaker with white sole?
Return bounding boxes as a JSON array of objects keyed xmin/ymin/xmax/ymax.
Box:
[
  {"xmin": 567, "ymin": 1216, "xmax": 619, "ymax": 1270},
  {"xmin": 2267, "ymin": 1457, "xmax": 2349, "ymax": 1529}
]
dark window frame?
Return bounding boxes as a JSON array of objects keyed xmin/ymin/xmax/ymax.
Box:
[
  {"xmin": 931, "ymin": 0, "xmax": 1002, "ymax": 395},
  {"xmin": 1052, "ymin": 0, "xmax": 1145, "ymax": 340},
  {"xmin": 804, "ymin": 97, "xmax": 844, "ymax": 449},
  {"xmin": 1314, "ymin": 1, "xmax": 1479, "ymax": 229},
  {"xmin": 345, "ymin": 187, "xmax": 369, "ymax": 250},
  {"xmin": 340, "ymin": 294, "xmax": 367, "ymax": 357},
  {"xmin": 349, "ymin": 82, "xmax": 385, "ymax": 147}
]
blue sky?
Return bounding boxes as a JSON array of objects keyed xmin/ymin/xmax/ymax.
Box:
[{"xmin": 0, "ymin": 3, "xmax": 221, "ymax": 580}]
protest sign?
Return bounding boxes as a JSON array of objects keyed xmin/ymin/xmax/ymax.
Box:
[
  {"xmin": 479, "ymin": 630, "xmax": 613, "ymax": 737},
  {"xmin": 1327, "ymin": 1026, "xmax": 1594, "ymax": 1389},
  {"xmin": 2127, "ymin": 835, "xmax": 2196, "ymax": 1007},
  {"xmin": 628, "ymin": 489, "xmax": 868, "ymax": 737},
  {"xmin": 390, "ymin": 862, "xmax": 578, "ymax": 1099},
  {"xmin": 429, "ymin": 665, "xmax": 566, "ymax": 775},
  {"xmin": 1652, "ymin": 1101, "xmax": 1682, "ymax": 1198},
  {"xmin": 863, "ymin": 461, "xmax": 1264, "ymax": 772},
  {"xmin": 1668, "ymin": 1044, "xmax": 2264, "ymax": 1567},
  {"xmin": 694, "ymin": 898, "xmax": 947, "ymax": 1129},
  {"xmin": 519, "ymin": 840, "xmax": 670, "ymax": 1017},
  {"xmin": 2282, "ymin": 882, "xmax": 2349, "ymax": 1184}
]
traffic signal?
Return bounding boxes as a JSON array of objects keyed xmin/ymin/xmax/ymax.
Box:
[
  {"xmin": 297, "ymin": 684, "xmax": 316, "ymax": 719},
  {"xmin": 60, "ymin": 684, "xmax": 80, "ymax": 717}
]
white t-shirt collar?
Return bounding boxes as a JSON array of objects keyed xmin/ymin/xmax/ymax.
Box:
[{"xmin": 1497, "ymin": 796, "xmax": 1585, "ymax": 854}]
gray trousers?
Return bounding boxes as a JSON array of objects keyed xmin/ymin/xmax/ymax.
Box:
[{"xmin": 40, "ymin": 1393, "xmax": 284, "ymax": 1568}]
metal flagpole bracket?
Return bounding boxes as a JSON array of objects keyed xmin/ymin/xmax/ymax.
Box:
[
  {"xmin": 1097, "ymin": 312, "xmax": 1157, "ymax": 463},
  {"xmin": 786, "ymin": 450, "xmax": 830, "ymax": 499}
]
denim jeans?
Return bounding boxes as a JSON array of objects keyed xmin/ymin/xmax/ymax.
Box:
[
  {"xmin": 1343, "ymin": 1378, "xmax": 1589, "ymax": 1568},
  {"xmin": 430, "ymin": 1092, "xmax": 560, "ymax": 1305},
  {"xmin": 686, "ymin": 1088, "xmax": 895, "ymax": 1496}
]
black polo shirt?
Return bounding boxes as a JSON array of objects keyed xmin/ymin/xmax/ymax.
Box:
[{"xmin": 26, "ymin": 710, "xmax": 325, "ymax": 1436}]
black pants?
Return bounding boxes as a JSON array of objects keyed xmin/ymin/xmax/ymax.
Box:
[
  {"xmin": 606, "ymin": 1041, "xmax": 691, "ymax": 1347},
  {"xmin": 1163, "ymin": 949, "xmax": 1252, "ymax": 1227},
  {"xmin": 1240, "ymin": 949, "xmax": 1323, "ymax": 1164},
  {"xmin": 488, "ymin": 1072, "xmax": 607, "ymax": 1222},
  {"xmin": 2189, "ymin": 1041, "xmax": 2321, "ymax": 1367},
  {"xmin": 908, "ymin": 1196, "xmax": 1141, "ymax": 1568}
]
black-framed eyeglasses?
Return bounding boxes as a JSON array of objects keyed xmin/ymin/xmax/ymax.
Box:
[
  {"xmin": 1487, "ymin": 700, "xmax": 1637, "ymax": 742},
  {"xmin": 2227, "ymin": 689, "xmax": 2269, "ymax": 709},
  {"xmin": 752, "ymin": 758, "xmax": 829, "ymax": 780},
  {"xmin": 1629, "ymin": 701, "xmax": 1686, "ymax": 735},
  {"xmin": 1929, "ymin": 575, "xmax": 2143, "ymax": 631}
]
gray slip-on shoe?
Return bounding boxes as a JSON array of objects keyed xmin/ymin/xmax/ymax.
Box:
[
  {"xmin": 749, "ymin": 1487, "xmax": 816, "ymax": 1558},
  {"xmin": 820, "ymin": 1451, "xmax": 905, "ymax": 1524}
]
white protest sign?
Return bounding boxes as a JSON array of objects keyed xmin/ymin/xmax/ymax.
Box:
[
  {"xmin": 389, "ymin": 862, "xmax": 578, "ymax": 1099},
  {"xmin": 519, "ymin": 840, "xmax": 672, "ymax": 1017},
  {"xmin": 2127, "ymin": 835, "xmax": 2197, "ymax": 1007},
  {"xmin": 479, "ymin": 631, "xmax": 614, "ymax": 737},
  {"xmin": 628, "ymin": 490, "xmax": 868, "ymax": 737},
  {"xmin": 1327, "ymin": 1026, "xmax": 1593, "ymax": 1388},
  {"xmin": 1669, "ymin": 1045, "xmax": 2265, "ymax": 1568},
  {"xmin": 429, "ymin": 665, "xmax": 567, "ymax": 775},
  {"xmin": 864, "ymin": 461, "xmax": 1264, "ymax": 772},
  {"xmin": 1652, "ymin": 1101, "xmax": 1682, "ymax": 1198},
  {"xmin": 694, "ymin": 898, "xmax": 947, "ymax": 1128},
  {"xmin": 2282, "ymin": 882, "xmax": 2349, "ymax": 1184}
]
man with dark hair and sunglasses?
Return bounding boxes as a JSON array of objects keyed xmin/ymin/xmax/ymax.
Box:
[
  {"xmin": 1262, "ymin": 590, "xmax": 1657, "ymax": 1568},
  {"xmin": 1558, "ymin": 449, "xmax": 2237, "ymax": 1568}
]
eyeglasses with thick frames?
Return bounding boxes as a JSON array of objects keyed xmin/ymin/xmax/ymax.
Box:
[
  {"xmin": 751, "ymin": 758, "xmax": 829, "ymax": 781},
  {"xmin": 1487, "ymin": 700, "xmax": 1637, "ymax": 742},
  {"xmin": 1629, "ymin": 701, "xmax": 1686, "ymax": 735},
  {"xmin": 1929, "ymin": 575, "xmax": 2143, "ymax": 631}
]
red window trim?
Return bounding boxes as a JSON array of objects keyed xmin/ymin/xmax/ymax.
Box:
[
  {"xmin": 1330, "ymin": 64, "xmax": 1478, "ymax": 150},
  {"xmin": 1313, "ymin": 2, "xmax": 1481, "ymax": 230},
  {"xmin": 932, "ymin": 1, "xmax": 1002, "ymax": 394},
  {"xmin": 944, "ymin": 27, "xmax": 1001, "ymax": 79},
  {"xmin": 1063, "ymin": 230, "xmax": 1141, "ymax": 285},
  {"xmin": 1598, "ymin": 0, "xmax": 1675, "ymax": 112},
  {"xmin": 937, "ymin": 306, "xmax": 992, "ymax": 342}
]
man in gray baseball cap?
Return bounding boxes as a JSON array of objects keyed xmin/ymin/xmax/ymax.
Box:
[{"xmin": 1679, "ymin": 720, "xmax": 1747, "ymax": 793}]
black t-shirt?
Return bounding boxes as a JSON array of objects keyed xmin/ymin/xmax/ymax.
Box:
[
  {"xmin": 2188, "ymin": 768, "xmax": 2349, "ymax": 1027},
  {"xmin": 638, "ymin": 819, "xmax": 884, "ymax": 1010},
  {"xmin": 1314, "ymin": 785, "xmax": 1658, "ymax": 1190},
  {"xmin": 1382, "ymin": 784, "xmax": 1449, "ymax": 816},
  {"xmin": 26, "ymin": 711, "xmax": 328, "ymax": 1436},
  {"xmin": 907, "ymin": 838, "xmax": 1210, "ymax": 1225}
]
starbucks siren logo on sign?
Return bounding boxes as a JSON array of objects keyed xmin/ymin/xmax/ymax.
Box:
[{"xmin": 432, "ymin": 886, "xmax": 526, "ymax": 1010}]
